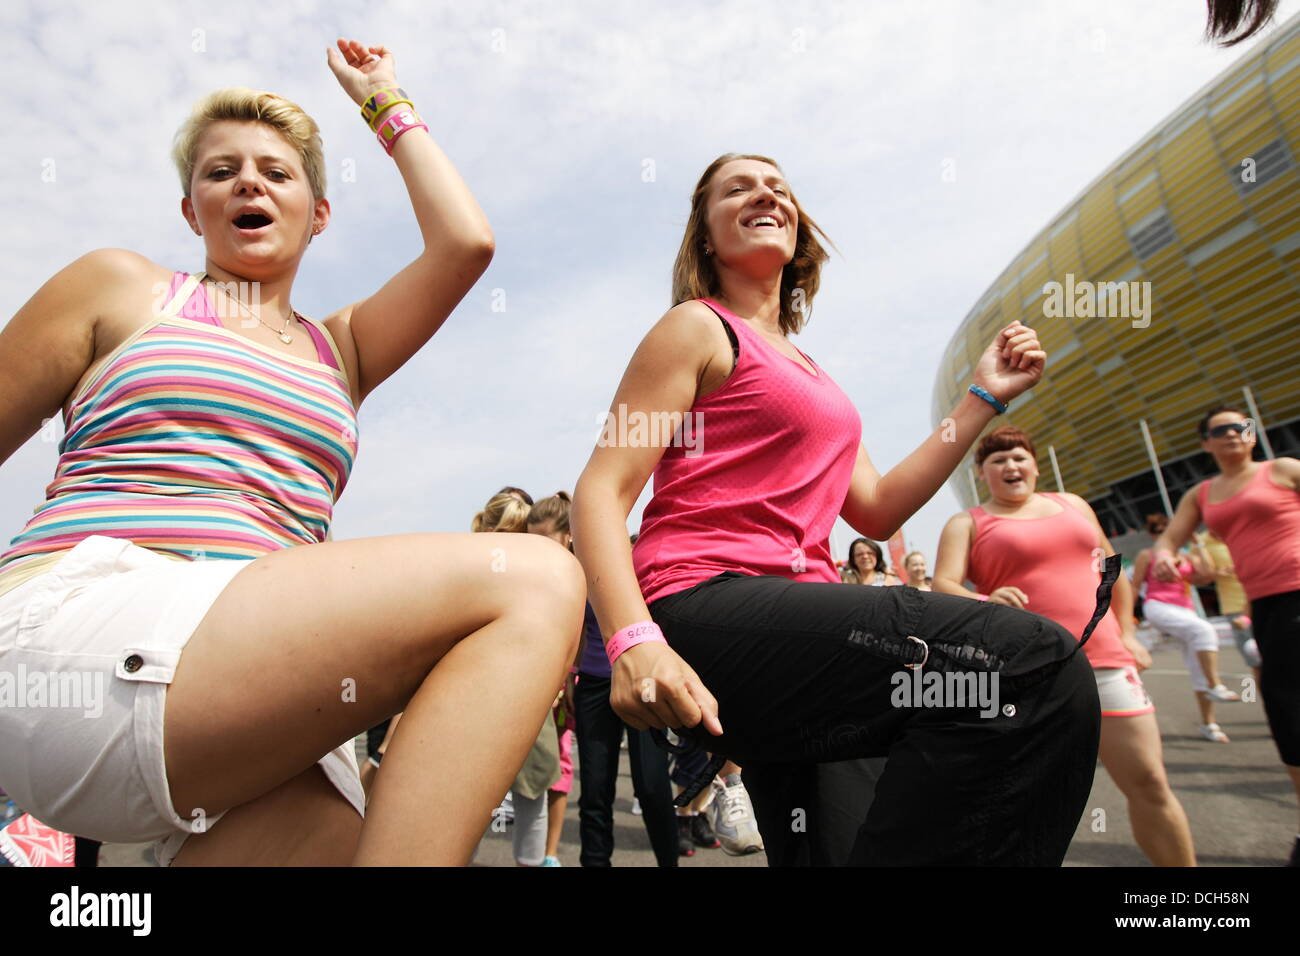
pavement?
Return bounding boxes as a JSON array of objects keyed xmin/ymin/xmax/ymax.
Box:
[{"xmin": 94, "ymin": 631, "xmax": 1293, "ymax": 867}]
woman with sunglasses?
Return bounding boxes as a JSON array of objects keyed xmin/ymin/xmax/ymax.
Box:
[{"xmin": 1151, "ymin": 405, "xmax": 1300, "ymax": 865}]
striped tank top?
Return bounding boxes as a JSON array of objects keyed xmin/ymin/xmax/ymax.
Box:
[{"xmin": 0, "ymin": 271, "xmax": 358, "ymax": 595}]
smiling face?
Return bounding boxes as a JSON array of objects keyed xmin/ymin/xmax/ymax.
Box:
[
  {"xmin": 181, "ymin": 120, "xmax": 328, "ymax": 273},
  {"xmin": 703, "ymin": 159, "xmax": 798, "ymax": 275},
  {"xmin": 981, "ymin": 445, "xmax": 1039, "ymax": 504},
  {"xmin": 851, "ymin": 542, "xmax": 878, "ymax": 574},
  {"xmin": 905, "ymin": 553, "xmax": 927, "ymax": 579}
]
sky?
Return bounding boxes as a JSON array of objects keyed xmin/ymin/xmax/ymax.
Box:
[{"xmin": 2, "ymin": 0, "xmax": 1296, "ymax": 570}]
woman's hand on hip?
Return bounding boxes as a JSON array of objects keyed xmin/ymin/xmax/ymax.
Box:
[
  {"xmin": 326, "ymin": 37, "xmax": 399, "ymax": 105},
  {"xmin": 610, "ymin": 642, "xmax": 722, "ymax": 736}
]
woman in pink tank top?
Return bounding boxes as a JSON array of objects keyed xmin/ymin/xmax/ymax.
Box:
[
  {"xmin": 1131, "ymin": 513, "xmax": 1239, "ymax": 743},
  {"xmin": 1151, "ymin": 405, "xmax": 1300, "ymax": 866},
  {"xmin": 573, "ymin": 153, "xmax": 1103, "ymax": 866},
  {"xmin": 934, "ymin": 425, "xmax": 1196, "ymax": 866}
]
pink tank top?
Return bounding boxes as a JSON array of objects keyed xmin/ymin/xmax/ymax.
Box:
[
  {"xmin": 968, "ymin": 492, "xmax": 1132, "ymax": 670},
  {"xmin": 633, "ymin": 299, "xmax": 862, "ymax": 605},
  {"xmin": 1144, "ymin": 555, "xmax": 1194, "ymax": 608},
  {"xmin": 1198, "ymin": 459, "xmax": 1300, "ymax": 601}
]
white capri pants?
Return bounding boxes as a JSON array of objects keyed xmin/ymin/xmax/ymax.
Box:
[
  {"xmin": 0, "ymin": 535, "xmax": 365, "ymax": 866},
  {"xmin": 1143, "ymin": 598, "xmax": 1219, "ymax": 693}
]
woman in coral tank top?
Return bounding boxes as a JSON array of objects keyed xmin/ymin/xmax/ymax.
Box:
[
  {"xmin": 934, "ymin": 426, "xmax": 1195, "ymax": 865},
  {"xmin": 572, "ymin": 153, "xmax": 1102, "ymax": 866},
  {"xmin": 1152, "ymin": 405, "xmax": 1300, "ymax": 866}
]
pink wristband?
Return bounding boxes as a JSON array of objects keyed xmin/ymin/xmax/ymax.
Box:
[
  {"xmin": 376, "ymin": 109, "xmax": 428, "ymax": 155},
  {"xmin": 605, "ymin": 621, "xmax": 667, "ymax": 666},
  {"xmin": 975, "ymin": 593, "xmax": 989, "ymax": 601}
]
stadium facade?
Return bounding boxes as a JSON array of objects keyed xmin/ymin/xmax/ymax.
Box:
[{"xmin": 932, "ymin": 12, "xmax": 1300, "ymax": 539}]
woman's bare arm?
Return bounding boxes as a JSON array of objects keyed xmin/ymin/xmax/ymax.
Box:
[
  {"xmin": 839, "ymin": 321, "xmax": 1043, "ymax": 540},
  {"xmin": 0, "ymin": 248, "xmax": 146, "ymax": 470},
  {"xmin": 932, "ymin": 512, "xmax": 978, "ymax": 597},
  {"xmin": 571, "ymin": 301, "xmax": 724, "ymax": 733},
  {"xmin": 322, "ymin": 42, "xmax": 494, "ymax": 405}
]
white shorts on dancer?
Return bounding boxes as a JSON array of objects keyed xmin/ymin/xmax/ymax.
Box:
[
  {"xmin": 0, "ymin": 535, "xmax": 364, "ymax": 866},
  {"xmin": 1142, "ymin": 598, "xmax": 1218, "ymax": 693}
]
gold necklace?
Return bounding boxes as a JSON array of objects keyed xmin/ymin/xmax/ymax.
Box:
[{"xmin": 207, "ymin": 281, "xmax": 298, "ymax": 344}]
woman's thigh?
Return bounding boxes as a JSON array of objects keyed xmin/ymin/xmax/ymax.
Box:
[
  {"xmin": 650, "ymin": 573, "xmax": 1078, "ymax": 765},
  {"xmin": 170, "ymin": 764, "xmax": 361, "ymax": 866},
  {"xmin": 164, "ymin": 531, "xmax": 584, "ymax": 819},
  {"xmin": 1098, "ymin": 712, "xmax": 1170, "ymax": 797}
]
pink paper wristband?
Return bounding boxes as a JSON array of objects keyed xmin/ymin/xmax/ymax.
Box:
[
  {"xmin": 605, "ymin": 621, "xmax": 667, "ymax": 666},
  {"xmin": 974, "ymin": 593, "xmax": 989, "ymax": 601}
]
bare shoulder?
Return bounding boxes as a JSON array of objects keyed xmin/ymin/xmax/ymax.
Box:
[
  {"xmin": 943, "ymin": 510, "xmax": 976, "ymax": 532},
  {"xmin": 1269, "ymin": 456, "xmax": 1300, "ymax": 488},
  {"xmin": 77, "ymin": 249, "xmax": 176, "ymax": 337},
  {"xmin": 651, "ymin": 300, "xmax": 735, "ymax": 399},
  {"xmin": 1059, "ymin": 492, "xmax": 1097, "ymax": 517}
]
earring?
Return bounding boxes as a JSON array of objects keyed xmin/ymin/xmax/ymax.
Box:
[{"xmin": 704, "ymin": 245, "xmax": 713, "ymax": 256}]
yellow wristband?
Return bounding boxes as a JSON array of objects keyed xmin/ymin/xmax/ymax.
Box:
[{"xmin": 360, "ymin": 87, "xmax": 414, "ymax": 130}]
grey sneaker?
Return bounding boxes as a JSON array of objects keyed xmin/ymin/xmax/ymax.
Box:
[{"xmin": 707, "ymin": 773, "xmax": 764, "ymax": 856}]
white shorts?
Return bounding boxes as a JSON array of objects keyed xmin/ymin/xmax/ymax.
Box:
[
  {"xmin": 0, "ymin": 535, "xmax": 364, "ymax": 866},
  {"xmin": 1143, "ymin": 599, "xmax": 1218, "ymax": 692},
  {"xmin": 1094, "ymin": 665, "xmax": 1155, "ymax": 717}
]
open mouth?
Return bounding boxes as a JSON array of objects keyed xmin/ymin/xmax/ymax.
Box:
[
  {"xmin": 233, "ymin": 213, "xmax": 273, "ymax": 230},
  {"xmin": 744, "ymin": 215, "xmax": 781, "ymax": 229}
]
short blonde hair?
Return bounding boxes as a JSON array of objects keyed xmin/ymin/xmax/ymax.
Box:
[
  {"xmin": 671, "ymin": 153, "xmax": 832, "ymax": 336},
  {"xmin": 171, "ymin": 87, "xmax": 326, "ymax": 200}
]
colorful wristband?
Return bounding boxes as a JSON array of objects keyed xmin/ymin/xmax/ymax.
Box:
[
  {"xmin": 361, "ymin": 87, "xmax": 414, "ymax": 129},
  {"xmin": 969, "ymin": 384, "xmax": 1007, "ymax": 414},
  {"xmin": 605, "ymin": 621, "xmax": 667, "ymax": 666},
  {"xmin": 376, "ymin": 109, "xmax": 428, "ymax": 155},
  {"xmin": 974, "ymin": 593, "xmax": 989, "ymax": 601}
]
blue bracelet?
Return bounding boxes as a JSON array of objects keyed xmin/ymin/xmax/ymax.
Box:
[{"xmin": 969, "ymin": 384, "xmax": 1007, "ymax": 414}]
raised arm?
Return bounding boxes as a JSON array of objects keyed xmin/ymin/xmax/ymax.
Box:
[
  {"xmin": 571, "ymin": 301, "xmax": 725, "ymax": 735},
  {"xmin": 839, "ymin": 321, "xmax": 1044, "ymax": 540},
  {"xmin": 0, "ymin": 248, "xmax": 144, "ymax": 470},
  {"xmin": 322, "ymin": 40, "xmax": 494, "ymax": 404}
]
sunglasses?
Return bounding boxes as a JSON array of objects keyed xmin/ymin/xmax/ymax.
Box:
[{"xmin": 1206, "ymin": 422, "xmax": 1251, "ymax": 439}]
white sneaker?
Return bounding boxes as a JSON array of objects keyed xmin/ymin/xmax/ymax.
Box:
[
  {"xmin": 1199, "ymin": 723, "xmax": 1230, "ymax": 743},
  {"xmin": 707, "ymin": 773, "xmax": 764, "ymax": 856},
  {"xmin": 631, "ymin": 797, "xmax": 642, "ymax": 816},
  {"xmin": 1205, "ymin": 684, "xmax": 1241, "ymax": 702}
]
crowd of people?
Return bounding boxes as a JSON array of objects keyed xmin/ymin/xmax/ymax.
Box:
[{"xmin": 1, "ymin": 1, "xmax": 1296, "ymax": 870}]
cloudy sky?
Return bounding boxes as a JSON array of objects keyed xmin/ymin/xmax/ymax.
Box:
[{"xmin": 2, "ymin": 0, "xmax": 1295, "ymax": 569}]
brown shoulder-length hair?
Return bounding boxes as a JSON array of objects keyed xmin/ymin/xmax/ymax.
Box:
[{"xmin": 671, "ymin": 153, "xmax": 832, "ymax": 336}]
